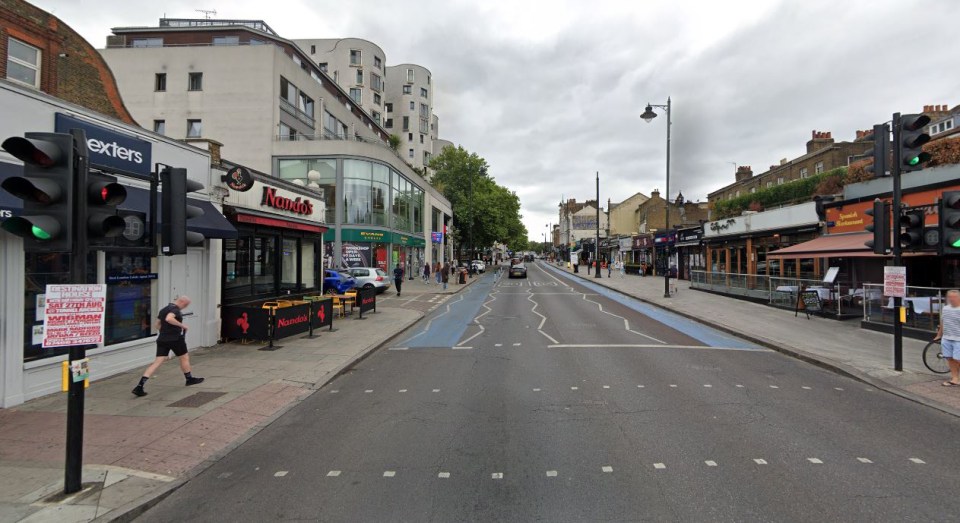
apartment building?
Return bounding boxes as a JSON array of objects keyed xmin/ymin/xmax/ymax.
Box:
[
  {"xmin": 295, "ymin": 38, "xmax": 387, "ymax": 127},
  {"xmin": 385, "ymin": 63, "xmax": 436, "ymax": 171}
]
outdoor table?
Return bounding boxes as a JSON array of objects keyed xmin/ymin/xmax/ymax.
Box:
[{"xmin": 333, "ymin": 294, "xmax": 356, "ymax": 314}]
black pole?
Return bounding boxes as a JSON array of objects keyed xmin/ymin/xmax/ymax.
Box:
[
  {"xmin": 663, "ymin": 97, "xmax": 672, "ymax": 298},
  {"xmin": 595, "ymin": 172, "xmax": 601, "ymax": 278},
  {"xmin": 892, "ymin": 113, "xmax": 903, "ymax": 372},
  {"xmin": 64, "ymin": 129, "xmax": 90, "ymax": 494}
]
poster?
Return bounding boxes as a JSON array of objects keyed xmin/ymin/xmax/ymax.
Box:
[
  {"xmin": 43, "ymin": 284, "xmax": 107, "ymax": 348},
  {"xmin": 342, "ymin": 242, "xmax": 372, "ymax": 268},
  {"xmin": 71, "ymin": 358, "xmax": 90, "ymax": 383},
  {"xmin": 883, "ymin": 266, "xmax": 907, "ymax": 298}
]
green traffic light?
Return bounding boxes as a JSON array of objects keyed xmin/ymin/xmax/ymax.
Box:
[
  {"xmin": 953, "ymin": 237, "xmax": 960, "ymax": 248},
  {"xmin": 907, "ymin": 156, "xmax": 920, "ymax": 166},
  {"xmin": 31, "ymin": 225, "xmax": 52, "ymax": 240}
]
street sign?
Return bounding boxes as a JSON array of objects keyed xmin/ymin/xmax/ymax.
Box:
[
  {"xmin": 883, "ymin": 266, "xmax": 907, "ymax": 298},
  {"xmin": 42, "ymin": 284, "xmax": 106, "ymax": 348}
]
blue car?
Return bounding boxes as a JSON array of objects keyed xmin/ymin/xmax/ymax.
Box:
[{"xmin": 324, "ymin": 270, "xmax": 357, "ymax": 294}]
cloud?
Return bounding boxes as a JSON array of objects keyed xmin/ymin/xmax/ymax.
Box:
[{"xmin": 32, "ymin": 0, "xmax": 960, "ymax": 239}]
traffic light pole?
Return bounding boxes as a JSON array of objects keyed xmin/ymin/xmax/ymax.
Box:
[
  {"xmin": 65, "ymin": 129, "xmax": 90, "ymax": 494},
  {"xmin": 891, "ymin": 113, "xmax": 903, "ymax": 372}
]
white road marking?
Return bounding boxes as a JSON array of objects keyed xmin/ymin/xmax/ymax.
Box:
[
  {"xmin": 383, "ymin": 471, "xmax": 396, "ymax": 477},
  {"xmin": 602, "ymin": 466, "xmax": 613, "ymax": 473},
  {"xmin": 438, "ymin": 472, "xmax": 450, "ymax": 478},
  {"xmin": 432, "ymin": 389, "xmax": 441, "ymax": 393},
  {"xmin": 580, "ymin": 293, "xmax": 667, "ymax": 344},
  {"xmin": 492, "ymin": 473, "xmax": 503, "ymax": 479},
  {"xmin": 735, "ymin": 384, "xmax": 744, "ymax": 388},
  {"xmin": 703, "ymin": 384, "xmax": 712, "ymax": 388},
  {"xmin": 526, "ymin": 292, "xmax": 560, "ymax": 344},
  {"xmin": 807, "ymin": 458, "xmax": 823, "ymax": 464},
  {"xmin": 753, "ymin": 459, "xmax": 767, "ymax": 465},
  {"xmin": 603, "ymin": 385, "xmax": 611, "ymax": 389},
  {"xmin": 327, "ymin": 470, "xmax": 341, "ymax": 477},
  {"xmin": 452, "ymin": 346, "xmax": 473, "ymax": 350},
  {"xmin": 330, "ymin": 390, "xmax": 339, "ymax": 394},
  {"xmin": 857, "ymin": 457, "xmax": 873, "ymax": 463},
  {"xmin": 669, "ymin": 384, "xmax": 678, "ymax": 388},
  {"xmin": 364, "ymin": 390, "xmax": 373, "ymax": 393},
  {"xmin": 513, "ymin": 343, "xmax": 521, "ymax": 346},
  {"xmin": 274, "ymin": 471, "xmax": 288, "ymax": 477},
  {"xmin": 388, "ymin": 347, "xmax": 409, "ymax": 351},
  {"xmin": 865, "ymin": 388, "xmax": 874, "ymax": 392},
  {"xmin": 705, "ymin": 460, "xmax": 717, "ymax": 467},
  {"xmin": 637, "ymin": 385, "xmax": 645, "ymax": 388},
  {"xmin": 398, "ymin": 389, "xmax": 407, "ymax": 393},
  {"xmin": 909, "ymin": 458, "xmax": 926, "ymax": 464},
  {"xmin": 495, "ymin": 343, "xmax": 503, "ymax": 347},
  {"xmin": 769, "ymin": 385, "xmax": 779, "ymax": 389},
  {"xmin": 571, "ymin": 386, "xmax": 579, "ymax": 390},
  {"xmin": 399, "ymin": 293, "xmax": 466, "ymax": 344},
  {"xmin": 217, "ymin": 472, "xmax": 232, "ymax": 479},
  {"xmin": 802, "ymin": 386, "xmax": 812, "ymax": 390},
  {"xmin": 835, "ymin": 387, "xmax": 844, "ymax": 391},
  {"xmin": 653, "ymin": 463, "xmax": 666, "ymax": 469},
  {"xmin": 533, "ymin": 388, "xmax": 541, "ymax": 392},
  {"xmin": 546, "ymin": 470, "xmax": 558, "ymax": 477},
  {"xmin": 547, "ymin": 344, "xmax": 759, "ymax": 351}
]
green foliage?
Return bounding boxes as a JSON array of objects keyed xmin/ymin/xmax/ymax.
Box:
[
  {"xmin": 713, "ymin": 167, "xmax": 846, "ymax": 219},
  {"xmin": 388, "ymin": 134, "xmax": 401, "ymax": 151},
  {"xmin": 428, "ymin": 146, "xmax": 528, "ymax": 252}
]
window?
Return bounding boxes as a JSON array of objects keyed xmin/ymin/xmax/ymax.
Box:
[
  {"xmin": 408, "ymin": 133, "xmax": 413, "ymax": 141},
  {"xmin": 767, "ymin": 181, "xmax": 773, "ymax": 188},
  {"xmin": 187, "ymin": 119, "xmax": 202, "ymax": 138},
  {"xmin": 420, "ymin": 87, "xmax": 428, "ymax": 98},
  {"xmin": 104, "ymin": 253, "xmax": 154, "ymax": 346},
  {"xmin": 408, "ymin": 148, "xmax": 414, "ymax": 158},
  {"xmin": 402, "ymin": 116, "xmax": 410, "ymax": 131},
  {"xmin": 735, "ymin": 190, "xmax": 741, "ymax": 197},
  {"xmin": 298, "ymin": 91, "xmax": 314, "ymax": 118},
  {"xmin": 374, "ymin": 56, "xmax": 382, "ymax": 69},
  {"xmin": 384, "ymin": 118, "xmax": 393, "ymax": 128},
  {"xmin": 424, "ymin": 151, "xmax": 431, "ymax": 165},
  {"xmin": 777, "ymin": 177, "xmax": 784, "ymax": 185},
  {"xmin": 132, "ymin": 38, "xmax": 163, "ymax": 47},
  {"xmin": 356, "ymin": 69, "xmax": 363, "ymax": 85},
  {"xmin": 292, "ymin": 55, "xmax": 302, "ymax": 67},
  {"xmin": 154, "ymin": 73, "xmax": 166, "ymax": 91},
  {"xmin": 815, "ymin": 161, "xmax": 824, "ymax": 174},
  {"xmin": 420, "ymin": 103, "xmax": 429, "ymax": 118},
  {"xmin": 403, "ymin": 85, "xmax": 412, "ymax": 94},
  {"xmin": 310, "ymin": 45, "xmax": 316, "ymax": 54},
  {"xmin": 318, "ymin": 62, "xmax": 328, "ymax": 72},
  {"xmin": 349, "ymin": 88, "xmax": 362, "ymax": 104},
  {"xmin": 310, "ymin": 70, "xmax": 322, "ymax": 84},
  {"xmin": 373, "ymin": 93, "xmax": 381, "ymax": 105},
  {"xmin": 420, "ymin": 134, "xmax": 424, "ymax": 144},
  {"xmin": 350, "ymin": 49, "xmax": 361, "ymax": 65},
  {"xmin": 153, "ymin": 120, "xmax": 165, "ymax": 134},
  {"xmin": 278, "ymin": 122, "xmax": 296, "ymax": 140},
  {"xmin": 385, "ymin": 102, "xmax": 393, "ymax": 112},
  {"xmin": 406, "ymin": 68, "xmax": 414, "ymax": 83},
  {"xmin": 750, "ymin": 187, "xmax": 756, "ymax": 194},
  {"xmin": 280, "ymin": 77, "xmax": 297, "ymax": 106},
  {"xmin": 213, "ymin": 35, "xmax": 239, "ymax": 45},
  {"xmin": 800, "ymin": 167, "xmax": 809, "ymax": 179},
  {"xmin": 6, "ymin": 38, "xmax": 40, "ymax": 87},
  {"xmin": 372, "ymin": 111, "xmax": 381, "ymax": 124},
  {"xmin": 188, "ymin": 72, "xmax": 203, "ymax": 91},
  {"xmin": 371, "ymin": 73, "xmax": 382, "ymax": 91},
  {"xmin": 409, "ymin": 101, "xmax": 415, "ymax": 111},
  {"xmin": 281, "ymin": 239, "xmax": 298, "ymax": 292},
  {"xmin": 419, "ymin": 118, "xmax": 429, "ymax": 133},
  {"xmin": 427, "ymin": 75, "xmax": 431, "ymax": 85}
]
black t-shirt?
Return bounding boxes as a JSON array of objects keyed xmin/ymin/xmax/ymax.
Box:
[
  {"xmin": 156, "ymin": 303, "xmax": 184, "ymax": 342},
  {"xmin": 393, "ymin": 267, "xmax": 404, "ymax": 280}
]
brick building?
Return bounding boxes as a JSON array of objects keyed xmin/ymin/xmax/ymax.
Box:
[
  {"xmin": 634, "ymin": 189, "xmax": 709, "ymax": 233},
  {"xmin": 708, "ymin": 130, "xmax": 871, "ymax": 203},
  {"xmin": 0, "ymin": 0, "xmax": 134, "ymax": 124}
]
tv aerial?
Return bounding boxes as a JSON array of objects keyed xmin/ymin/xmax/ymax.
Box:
[{"xmin": 196, "ymin": 9, "xmax": 217, "ymax": 19}]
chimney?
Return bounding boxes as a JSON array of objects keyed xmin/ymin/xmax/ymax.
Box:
[
  {"xmin": 651, "ymin": 189, "xmax": 660, "ymax": 199},
  {"xmin": 807, "ymin": 129, "xmax": 835, "ymax": 153},
  {"xmin": 780, "ymin": 158, "xmax": 788, "ymax": 166},
  {"xmin": 735, "ymin": 165, "xmax": 753, "ymax": 182}
]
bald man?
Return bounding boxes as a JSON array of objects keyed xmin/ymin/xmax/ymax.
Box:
[{"xmin": 132, "ymin": 296, "xmax": 204, "ymax": 397}]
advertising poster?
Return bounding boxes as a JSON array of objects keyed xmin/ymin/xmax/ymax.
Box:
[
  {"xmin": 43, "ymin": 284, "xmax": 107, "ymax": 348},
  {"xmin": 342, "ymin": 242, "xmax": 372, "ymax": 268}
]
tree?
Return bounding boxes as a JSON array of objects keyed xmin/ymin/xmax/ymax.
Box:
[{"xmin": 428, "ymin": 146, "xmax": 528, "ymax": 256}]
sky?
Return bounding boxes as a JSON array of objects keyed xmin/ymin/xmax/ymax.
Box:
[{"xmin": 32, "ymin": 0, "xmax": 960, "ymax": 241}]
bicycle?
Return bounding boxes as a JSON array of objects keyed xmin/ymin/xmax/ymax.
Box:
[{"xmin": 922, "ymin": 339, "xmax": 950, "ymax": 374}]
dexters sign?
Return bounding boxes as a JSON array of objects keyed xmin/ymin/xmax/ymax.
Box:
[{"xmin": 55, "ymin": 113, "xmax": 153, "ymax": 178}]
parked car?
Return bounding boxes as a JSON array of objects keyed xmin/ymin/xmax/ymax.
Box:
[
  {"xmin": 324, "ymin": 269, "xmax": 357, "ymax": 294},
  {"xmin": 509, "ymin": 263, "xmax": 528, "ymax": 279},
  {"xmin": 471, "ymin": 260, "xmax": 486, "ymax": 273},
  {"xmin": 346, "ymin": 267, "xmax": 391, "ymax": 294}
]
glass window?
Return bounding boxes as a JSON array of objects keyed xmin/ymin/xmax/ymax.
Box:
[
  {"xmin": 373, "ymin": 93, "xmax": 381, "ymax": 106},
  {"xmin": 132, "ymin": 38, "xmax": 163, "ymax": 48},
  {"xmin": 188, "ymin": 72, "xmax": 203, "ymax": 91},
  {"xmin": 350, "ymin": 49, "xmax": 361, "ymax": 65},
  {"xmin": 408, "ymin": 148, "xmax": 414, "ymax": 159},
  {"xmin": 302, "ymin": 242, "xmax": 317, "ymax": 289},
  {"xmin": 420, "ymin": 103, "xmax": 429, "ymax": 117},
  {"xmin": 815, "ymin": 161, "xmax": 824, "ymax": 174},
  {"xmin": 223, "ymin": 237, "xmax": 251, "ymax": 300},
  {"xmin": 23, "ymin": 252, "xmax": 98, "ymax": 362},
  {"xmin": 105, "ymin": 253, "xmax": 154, "ymax": 345},
  {"xmin": 800, "ymin": 167, "xmax": 809, "ymax": 179},
  {"xmin": 374, "ymin": 56, "xmax": 382, "ymax": 69},
  {"xmin": 155, "ymin": 73, "xmax": 166, "ymax": 91},
  {"xmin": 281, "ymin": 239, "xmax": 298, "ymax": 291},
  {"xmin": 371, "ymin": 163, "xmax": 390, "ymax": 226},
  {"xmin": 419, "ymin": 118, "xmax": 429, "ymax": 133},
  {"xmin": 421, "ymin": 87, "xmax": 428, "ymax": 98},
  {"xmin": 350, "ymin": 88, "xmax": 362, "ymax": 104},
  {"xmin": 409, "ymin": 101, "xmax": 415, "ymax": 111},
  {"xmin": 356, "ymin": 69, "xmax": 363, "ymax": 85},
  {"xmin": 253, "ymin": 236, "xmax": 277, "ymax": 294},
  {"xmin": 343, "ymin": 160, "xmax": 373, "ymax": 225},
  {"xmin": 403, "ymin": 85, "xmax": 411, "ymax": 95},
  {"xmin": 153, "ymin": 120, "xmax": 165, "ymax": 135},
  {"xmin": 187, "ymin": 119, "xmax": 202, "ymax": 138},
  {"xmin": 280, "ymin": 76, "xmax": 297, "ymax": 106},
  {"xmin": 385, "ymin": 102, "xmax": 393, "ymax": 112},
  {"xmin": 402, "ymin": 116, "xmax": 409, "ymax": 131},
  {"xmin": 278, "ymin": 158, "xmax": 337, "ymax": 224},
  {"xmin": 412, "ymin": 187, "xmax": 424, "ymax": 232},
  {"xmin": 213, "ymin": 36, "xmax": 239, "ymax": 45},
  {"xmin": 298, "ymin": 91, "xmax": 314, "ymax": 118},
  {"xmin": 371, "ymin": 73, "xmax": 382, "ymax": 91},
  {"xmin": 406, "ymin": 68, "xmax": 414, "ymax": 83},
  {"xmin": 7, "ymin": 37, "xmax": 41, "ymax": 87}
]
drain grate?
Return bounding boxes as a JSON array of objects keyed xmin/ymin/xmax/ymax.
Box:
[{"xmin": 167, "ymin": 391, "xmax": 226, "ymax": 408}]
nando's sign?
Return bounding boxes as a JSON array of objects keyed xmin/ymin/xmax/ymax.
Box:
[{"xmin": 261, "ymin": 187, "xmax": 314, "ymax": 216}]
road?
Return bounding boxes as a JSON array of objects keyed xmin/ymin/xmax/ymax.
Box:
[{"xmin": 140, "ymin": 261, "xmax": 960, "ymax": 522}]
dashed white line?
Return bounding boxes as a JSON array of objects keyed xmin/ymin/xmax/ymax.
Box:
[
  {"xmin": 754, "ymin": 459, "xmax": 767, "ymax": 465},
  {"xmin": 364, "ymin": 390, "xmax": 373, "ymax": 393},
  {"xmin": 495, "ymin": 343, "xmax": 503, "ymax": 347},
  {"xmin": 735, "ymin": 384, "xmax": 744, "ymax": 388},
  {"xmin": 602, "ymin": 466, "xmax": 613, "ymax": 473},
  {"xmin": 513, "ymin": 343, "xmax": 522, "ymax": 346},
  {"xmin": 452, "ymin": 346, "xmax": 473, "ymax": 350},
  {"xmin": 669, "ymin": 384, "xmax": 678, "ymax": 388},
  {"xmin": 274, "ymin": 471, "xmax": 288, "ymax": 477},
  {"xmin": 603, "ymin": 385, "xmax": 611, "ymax": 389},
  {"xmin": 637, "ymin": 385, "xmax": 645, "ymax": 388},
  {"xmin": 432, "ymin": 389, "xmax": 440, "ymax": 393},
  {"xmin": 705, "ymin": 460, "xmax": 717, "ymax": 467},
  {"xmin": 653, "ymin": 463, "xmax": 666, "ymax": 470},
  {"xmin": 492, "ymin": 472, "xmax": 503, "ymax": 479},
  {"xmin": 546, "ymin": 470, "xmax": 558, "ymax": 477},
  {"xmin": 807, "ymin": 458, "xmax": 823, "ymax": 464},
  {"xmin": 909, "ymin": 458, "xmax": 926, "ymax": 464},
  {"xmin": 330, "ymin": 390, "xmax": 339, "ymax": 394},
  {"xmin": 857, "ymin": 457, "xmax": 873, "ymax": 463},
  {"xmin": 327, "ymin": 470, "xmax": 341, "ymax": 477},
  {"xmin": 769, "ymin": 385, "xmax": 780, "ymax": 389},
  {"xmin": 802, "ymin": 386, "xmax": 812, "ymax": 390},
  {"xmin": 533, "ymin": 388, "xmax": 541, "ymax": 392},
  {"xmin": 835, "ymin": 387, "xmax": 845, "ymax": 391},
  {"xmin": 398, "ymin": 389, "xmax": 407, "ymax": 393},
  {"xmin": 703, "ymin": 384, "xmax": 713, "ymax": 388},
  {"xmin": 438, "ymin": 472, "xmax": 450, "ymax": 478},
  {"xmin": 383, "ymin": 471, "xmax": 396, "ymax": 477},
  {"xmin": 571, "ymin": 386, "xmax": 579, "ymax": 390},
  {"xmin": 388, "ymin": 347, "xmax": 409, "ymax": 351}
]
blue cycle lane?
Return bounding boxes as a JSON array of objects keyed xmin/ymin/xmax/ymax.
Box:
[
  {"xmin": 391, "ymin": 273, "xmax": 498, "ymax": 348},
  {"xmin": 539, "ymin": 263, "xmax": 762, "ymax": 351}
]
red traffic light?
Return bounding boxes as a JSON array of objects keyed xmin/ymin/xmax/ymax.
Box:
[
  {"xmin": 1, "ymin": 136, "xmax": 65, "ymax": 167},
  {"xmin": 87, "ymin": 179, "xmax": 127, "ymax": 205}
]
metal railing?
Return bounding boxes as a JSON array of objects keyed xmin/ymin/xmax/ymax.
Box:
[
  {"xmin": 862, "ymin": 284, "xmax": 945, "ymax": 332},
  {"xmin": 690, "ymin": 270, "xmax": 850, "ymax": 316}
]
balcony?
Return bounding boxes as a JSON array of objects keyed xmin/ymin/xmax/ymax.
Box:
[{"xmin": 279, "ymin": 97, "xmax": 315, "ymax": 128}]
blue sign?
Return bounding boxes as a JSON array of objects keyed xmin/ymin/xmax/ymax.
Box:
[
  {"xmin": 431, "ymin": 231, "xmax": 443, "ymax": 244},
  {"xmin": 55, "ymin": 113, "xmax": 153, "ymax": 179}
]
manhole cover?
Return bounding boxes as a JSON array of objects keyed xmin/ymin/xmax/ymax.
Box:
[{"xmin": 167, "ymin": 391, "xmax": 226, "ymax": 408}]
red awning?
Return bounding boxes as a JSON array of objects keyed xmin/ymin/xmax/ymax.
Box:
[
  {"xmin": 768, "ymin": 232, "xmax": 877, "ymax": 260},
  {"xmin": 233, "ymin": 213, "xmax": 328, "ymax": 234}
]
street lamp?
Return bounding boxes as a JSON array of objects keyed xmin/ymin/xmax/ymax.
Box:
[{"xmin": 641, "ymin": 97, "xmax": 672, "ymax": 298}]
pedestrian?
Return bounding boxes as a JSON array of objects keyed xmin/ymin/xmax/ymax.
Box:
[
  {"xmin": 617, "ymin": 259, "xmax": 625, "ymax": 278},
  {"xmin": 132, "ymin": 296, "xmax": 203, "ymax": 397},
  {"xmin": 442, "ymin": 262, "xmax": 450, "ymax": 290},
  {"xmin": 423, "ymin": 262, "xmax": 431, "ymax": 284},
  {"xmin": 935, "ymin": 289, "xmax": 960, "ymax": 387},
  {"xmin": 435, "ymin": 262, "xmax": 442, "ymax": 284},
  {"xmin": 607, "ymin": 260, "xmax": 612, "ymax": 278},
  {"xmin": 393, "ymin": 263, "xmax": 404, "ymax": 296}
]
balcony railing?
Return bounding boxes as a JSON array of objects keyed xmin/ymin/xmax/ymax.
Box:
[{"xmin": 279, "ymin": 97, "xmax": 315, "ymax": 128}]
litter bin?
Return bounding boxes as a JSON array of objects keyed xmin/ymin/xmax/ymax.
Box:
[{"xmin": 458, "ymin": 269, "xmax": 467, "ymax": 284}]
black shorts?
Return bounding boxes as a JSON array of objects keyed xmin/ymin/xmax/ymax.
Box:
[{"xmin": 156, "ymin": 339, "xmax": 188, "ymax": 358}]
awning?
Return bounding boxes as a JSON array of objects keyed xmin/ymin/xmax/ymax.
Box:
[
  {"xmin": 768, "ymin": 232, "xmax": 877, "ymax": 259},
  {"xmin": 122, "ymin": 187, "xmax": 238, "ymax": 239},
  {"xmin": 232, "ymin": 211, "xmax": 327, "ymax": 234}
]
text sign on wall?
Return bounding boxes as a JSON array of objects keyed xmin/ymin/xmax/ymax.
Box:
[
  {"xmin": 224, "ymin": 183, "xmax": 326, "ymax": 224},
  {"xmin": 883, "ymin": 266, "xmax": 907, "ymax": 298},
  {"xmin": 55, "ymin": 114, "xmax": 153, "ymax": 178},
  {"xmin": 42, "ymin": 284, "xmax": 107, "ymax": 348}
]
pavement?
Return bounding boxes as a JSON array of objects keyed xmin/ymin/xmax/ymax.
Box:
[
  {"xmin": 0, "ymin": 274, "xmax": 479, "ymax": 523},
  {"xmin": 132, "ymin": 262, "xmax": 960, "ymax": 522},
  {"xmin": 548, "ymin": 262, "xmax": 960, "ymax": 416}
]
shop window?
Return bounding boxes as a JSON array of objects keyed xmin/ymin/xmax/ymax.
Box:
[
  {"xmin": 281, "ymin": 238, "xmax": 298, "ymax": 291},
  {"xmin": 104, "ymin": 253, "xmax": 155, "ymax": 345},
  {"xmin": 253, "ymin": 236, "xmax": 277, "ymax": 295},
  {"xmin": 223, "ymin": 237, "xmax": 252, "ymax": 301},
  {"xmin": 23, "ymin": 252, "xmax": 97, "ymax": 362},
  {"xmin": 277, "ymin": 158, "xmax": 337, "ymax": 224},
  {"xmin": 302, "ymin": 242, "xmax": 317, "ymax": 289}
]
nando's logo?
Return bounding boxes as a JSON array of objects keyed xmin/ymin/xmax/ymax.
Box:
[{"xmin": 261, "ymin": 187, "xmax": 313, "ymax": 216}]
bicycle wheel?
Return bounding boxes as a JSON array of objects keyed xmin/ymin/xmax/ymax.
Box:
[{"xmin": 923, "ymin": 340, "xmax": 951, "ymax": 374}]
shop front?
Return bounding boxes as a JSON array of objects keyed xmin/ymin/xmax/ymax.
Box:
[
  {"xmin": 675, "ymin": 226, "xmax": 704, "ymax": 280},
  {"xmin": 630, "ymin": 235, "xmax": 653, "ymax": 272},
  {"xmin": 653, "ymin": 231, "xmax": 676, "ymax": 276},
  {"xmin": 336, "ymin": 229, "xmax": 391, "ymax": 270}
]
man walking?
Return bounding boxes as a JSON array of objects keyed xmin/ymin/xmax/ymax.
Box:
[
  {"xmin": 435, "ymin": 262, "xmax": 442, "ymax": 284},
  {"xmin": 935, "ymin": 289, "xmax": 960, "ymax": 387},
  {"xmin": 393, "ymin": 263, "xmax": 405, "ymax": 296},
  {"xmin": 423, "ymin": 262, "xmax": 431, "ymax": 284},
  {"xmin": 442, "ymin": 262, "xmax": 450, "ymax": 290},
  {"xmin": 132, "ymin": 296, "xmax": 203, "ymax": 397}
]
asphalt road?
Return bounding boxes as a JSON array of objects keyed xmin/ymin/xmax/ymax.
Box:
[{"xmin": 140, "ymin": 261, "xmax": 960, "ymax": 522}]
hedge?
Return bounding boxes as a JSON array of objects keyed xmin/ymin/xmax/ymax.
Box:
[{"xmin": 713, "ymin": 167, "xmax": 846, "ymax": 219}]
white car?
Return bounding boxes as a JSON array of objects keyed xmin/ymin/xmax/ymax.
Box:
[
  {"xmin": 346, "ymin": 267, "xmax": 392, "ymax": 294},
  {"xmin": 471, "ymin": 260, "xmax": 486, "ymax": 273}
]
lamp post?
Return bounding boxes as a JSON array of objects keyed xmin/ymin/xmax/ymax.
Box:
[
  {"xmin": 640, "ymin": 97, "xmax": 672, "ymax": 298},
  {"xmin": 595, "ymin": 172, "xmax": 601, "ymax": 278}
]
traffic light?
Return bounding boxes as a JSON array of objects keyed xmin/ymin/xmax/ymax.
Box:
[
  {"xmin": 85, "ymin": 172, "xmax": 127, "ymax": 245},
  {"xmin": 899, "ymin": 209, "xmax": 924, "ymax": 251},
  {"xmin": 864, "ymin": 123, "xmax": 890, "ymax": 178},
  {"xmin": 899, "ymin": 114, "xmax": 932, "ymax": 173},
  {"xmin": 0, "ymin": 133, "xmax": 75, "ymax": 251},
  {"xmin": 939, "ymin": 191, "xmax": 960, "ymax": 255},
  {"xmin": 864, "ymin": 198, "xmax": 890, "ymax": 254},
  {"xmin": 160, "ymin": 167, "xmax": 205, "ymax": 255}
]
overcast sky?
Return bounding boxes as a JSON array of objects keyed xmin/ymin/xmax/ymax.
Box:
[{"xmin": 33, "ymin": 0, "xmax": 960, "ymax": 241}]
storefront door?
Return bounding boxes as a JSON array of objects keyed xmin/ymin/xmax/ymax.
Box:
[{"xmin": 161, "ymin": 249, "xmax": 204, "ymax": 349}]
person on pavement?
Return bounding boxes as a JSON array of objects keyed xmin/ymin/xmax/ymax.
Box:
[
  {"xmin": 132, "ymin": 296, "xmax": 203, "ymax": 397},
  {"xmin": 393, "ymin": 263, "xmax": 404, "ymax": 296},
  {"xmin": 435, "ymin": 262, "xmax": 442, "ymax": 284},
  {"xmin": 423, "ymin": 262, "xmax": 431, "ymax": 284},
  {"xmin": 935, "ymin": 289, "xmax": 960, "ymax": 387},
  {"xmin": 442, "ymin": 262, "xmax": 450, "ymax": 290},
  {"xmin": 607, "ymin": 260, "xmax": 612, "ymax": 278}
]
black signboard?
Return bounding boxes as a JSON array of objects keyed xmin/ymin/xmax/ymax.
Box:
[
  {"xmin": 273, "ymin": 303, "xmax": 311, "ymax": 339},
  {"xmin": 223, "ymin": 166, "xmax": 255, "ymax": 192},
  {"xmin": 222, "ymin": 306, "xmax": 270, "ymax": 340},
  {"xmin": 311, "ymin": 299, "xmax": 333, "ymax": 330},
  {"xmin": 358, "ymin": 286, "xmax": 377, "ymax": 318},
  {"xmin": 795, "ymin": 288, "xmax": 822, "ymax": 319}
]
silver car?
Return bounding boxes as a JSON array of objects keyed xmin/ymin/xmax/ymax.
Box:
[{"xmin": 347, "ymin": 267, "xmax": 392, "ymax": 294}]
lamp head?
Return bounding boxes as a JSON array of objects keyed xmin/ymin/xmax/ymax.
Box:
[{"xmin": 640, "ymin": 105, "xmax": 657, "ymax": 122}]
